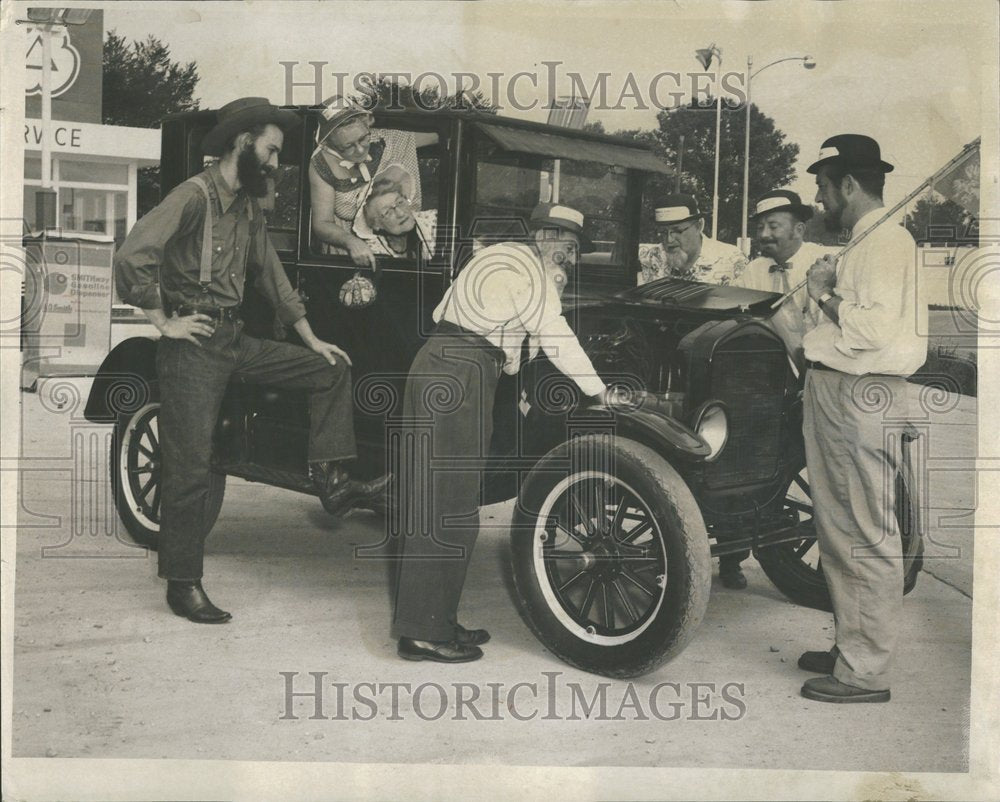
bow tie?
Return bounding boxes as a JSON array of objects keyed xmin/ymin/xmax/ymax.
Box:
[{"xmin": 769, "ymin": 261, "xmax": 790, "ymax": 273}]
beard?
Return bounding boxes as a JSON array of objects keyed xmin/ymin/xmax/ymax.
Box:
[
  {"xmin": 237, "ymin": 143, "xmax": 271, "ymax": 197},
  {"xmin": 663, "ymin": 244, "xmax": 694, "ymax": 273}
]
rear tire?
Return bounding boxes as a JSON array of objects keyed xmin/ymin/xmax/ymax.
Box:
[
  {"xmin": 511, "ymin": 436, "xmax": 711, "ymax": 678},
  {"xmin": 111, "ymin": 401, "xmax": 225, "ymax": 550}
]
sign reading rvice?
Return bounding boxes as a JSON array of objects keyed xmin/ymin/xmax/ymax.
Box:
[{"xmin": 24, "ymin": 9, "xmax": 103, "ymax": 124}]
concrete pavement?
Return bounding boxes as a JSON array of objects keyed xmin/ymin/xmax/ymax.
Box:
[{"xmin": 7, "ymin": 376, "xmax": 976, "ymax": 772}]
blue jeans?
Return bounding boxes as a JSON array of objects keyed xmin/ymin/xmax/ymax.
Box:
[{"xmin": 156, "ymin": 319, "xmax": 355, "ymax": 580}]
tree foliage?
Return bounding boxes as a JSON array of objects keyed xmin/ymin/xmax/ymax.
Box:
[
  {"xmin": 103, "ymin": 31, "xmax": 200, "ymax": 217},
  {"xmin": 358, "ymin": 77, "xmax": 498, "ymax": 114},
  {"xmin": 904, "ymin": 195, "xmax": 978, "ymax": 245},
  {"xmin": 613, "ymin": 99, "xmax": 799, "ymax": 243}
]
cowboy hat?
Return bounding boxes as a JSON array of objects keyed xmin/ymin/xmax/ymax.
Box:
[{"xmin": 201, "ymin": 97, "xmax": 300, "ymax": 157}]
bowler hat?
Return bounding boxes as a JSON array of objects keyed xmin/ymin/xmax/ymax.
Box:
[
  {"xmin": 752, "ymin": 189, "xmax": 813, "ymax": 222},
  {"xmin": 201, "ymin": 97, "xmax": 300, "ymax": 157},
  {"xmin": 530, "ymin": 203, "xmax": 595, "ymax": 253},
  {"xmin": 315, "ymin": 95, "xmax": 374, "ymax": 148},
  {"xmin": 654, "ymin": 193, "xmax": 705, "ymax": 226},
  {"xmin": 806, "ymin": 134, "xmax": 894, "ymax": 174}
]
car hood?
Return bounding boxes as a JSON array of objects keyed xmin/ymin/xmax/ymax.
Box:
[{"xmin": 568, "ymin": 276, "xmax": 782, "ymax": 318}]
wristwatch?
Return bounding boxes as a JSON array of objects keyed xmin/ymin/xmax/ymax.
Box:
[{"xmin": 817, "ymin": 292, "xmax": 834, "ymax": 308}]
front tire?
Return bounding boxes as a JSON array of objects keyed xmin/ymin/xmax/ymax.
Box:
[
  {"xmin": 111, "ymin": 402, "xmax": 225, "ymax": 550},
  {"xmin": 511, "ymin": 436, "xmax": 711, "ymax": 678},
  {"xmin": 757, "ymin": 456, "xmax": 923, "ymax": 611}
]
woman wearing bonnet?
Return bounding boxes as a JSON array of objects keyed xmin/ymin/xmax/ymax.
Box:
[
  {"xmin": 308, "ymin": 95, "xmax": 434, "ymax": 268},
  {"xmin": 353, "ymin": 165, "xmax": 436, "ymax": 261}
]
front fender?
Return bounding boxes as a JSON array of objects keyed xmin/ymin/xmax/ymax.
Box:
[
  {"xmin": 604, "ymin": 393, "xmax": 712, "ymax": 463},
  {"xmin": 83, "ymin": 336, "xmax": 159, "ymax": 423}
]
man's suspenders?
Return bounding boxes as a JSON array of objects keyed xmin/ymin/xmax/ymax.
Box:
[
  {"xmin": 188, "ymin": 175, "xmax": 214, "ymax": 296},
  {"xmin": 187, "ymin": 173, "xmax": 256, "ymax": 298}
]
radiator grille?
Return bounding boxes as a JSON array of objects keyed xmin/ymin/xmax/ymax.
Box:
[{"xmin": 704, "ymin": 345, "xmax": 786, "ymax": 487}]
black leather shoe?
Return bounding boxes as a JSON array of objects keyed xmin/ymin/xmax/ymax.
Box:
[
  {"xmin": 455, "ymin": 623, "xmax": 490, "ymax": 646},
  {"xmin": 312, "ymin": 462, "xmax": 392, "ymax": 515},
  {"xmin": 719, "ymin": 566, "xmax": 747, "ymax": 589},
  {"xmin": 356, "ymin": 473, "xmax": 392, "ymax": 504},
  {"xmin": 801, "ymin": 675, "xmax": 890, "ymax": 703},
  {"xmin": 798, "ymin": 649, "xmax": 837, "ymax": 674},
  {"xmin": 166, "ymin": 580, "xmax": 232, "ymax": 624},
  {"xmin": 397, "ymin": 637, "xmax": 483, "ymax": 663}
]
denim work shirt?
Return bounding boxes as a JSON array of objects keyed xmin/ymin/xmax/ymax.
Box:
[{"xmin": 114, "ymin": 163, "xmax": 306, "ymax": 326}]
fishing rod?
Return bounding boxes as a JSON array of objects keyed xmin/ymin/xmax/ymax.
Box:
[{"xmin": 770, "ymin": 136, "xmax": 980, "ymax": 310}]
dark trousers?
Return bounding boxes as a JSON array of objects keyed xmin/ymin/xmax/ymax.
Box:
[
  {"xmin": 391, "ymin": 328, "xmax": 503, "ymax": 642},
  {"xmin": 156, "ymin": 319, "xmax": 355, "ymax": 580}
]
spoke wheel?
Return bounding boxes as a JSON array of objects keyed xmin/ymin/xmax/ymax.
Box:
[
  {"xmin": 757, "ymin": 455, "xmax": 923, "ymax": 611},
  {"xmin": 511, "ymin": 436, "xmax": 711, "ymax": 678},
  {"xmin": 111, "ymin": 402, "xmax": 225, "ymax": 550}
]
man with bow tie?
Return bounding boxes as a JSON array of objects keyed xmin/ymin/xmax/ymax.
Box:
[{"xmin": 735, "ymin": 189, "xmax": 834, "ymax": 375}]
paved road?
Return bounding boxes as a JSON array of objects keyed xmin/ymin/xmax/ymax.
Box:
[{"xmin": 7, "ymin": 376, "xmax": 976, "ymax": 772}]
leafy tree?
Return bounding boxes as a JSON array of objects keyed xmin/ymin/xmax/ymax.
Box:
[
  {"xmin": 613, "ymin": 98, "xmax": 799, "ymax": 244},
  {"xmin": 358, "ymin": 77, "xmax": 497, "ymax": 114},
  {"xmin": 103, "ymin": 31, "xmax": 200, "ymax": 216},
  {"xmin": 904, "ymin": 195, "xmax": 978, "ymax": 245}
]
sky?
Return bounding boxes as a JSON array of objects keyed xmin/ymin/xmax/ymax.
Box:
[{"xmin": 81, "ymin": 0, "xmax": 1000, "ymax": 213}]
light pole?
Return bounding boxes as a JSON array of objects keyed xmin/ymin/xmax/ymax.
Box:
[
  {"xmin": 695, "ymin": 45, "xmax": 724, "ymax": 238},
  {"xmin": 739, "ymin": 54, "xmax": 816, "ymax": 255},
  {"xmin": 22, "ymin": 8, "xmax": 94, "ymax": 230}
]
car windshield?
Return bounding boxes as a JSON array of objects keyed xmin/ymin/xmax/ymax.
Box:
[{"xmin": 469, "ymin": 138, "xmax": 630, "ymax": 281}]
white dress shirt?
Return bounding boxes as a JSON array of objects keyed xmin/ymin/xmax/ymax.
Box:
[
  {"xmin": 433, "ymin": 243, "xmax": 607, "ymax": 397},
  {"xmin": 802, "ymin": 208, "xmax": 927, "ymax": 376},
  {"xmin": 736, "ymin": 241, "xmax": 835, "ymax": 361}
]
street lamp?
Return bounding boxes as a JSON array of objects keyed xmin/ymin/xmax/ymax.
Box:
[
  {"xmin": 695, "ymin": 45, "xmax": 723, "ymax": 239},
  {"xmin": 738, "ymin": 55, "xmax": 816, "ymax": 256},
  {"xmin": 20, "ymin": 8, "xmax": 94, "ymax": 230}
]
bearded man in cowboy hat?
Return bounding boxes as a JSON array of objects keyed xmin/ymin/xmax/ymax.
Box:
[
  {"xmin": 115, "ymin": 97, "xmax": 389, "ymax": 624},
  {"xmin": 391, "ymin": 203, "xmax": 618, "ymax": 663},
  {"xmin": 795, "ymin": 134, "xmax": 926, "ymax": 703},
  {"xmin": 638, "ymin": 193, "xmax": 747, "ymax": 286}
]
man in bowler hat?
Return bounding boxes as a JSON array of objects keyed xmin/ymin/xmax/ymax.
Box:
[
  {"xmin": 115, "ymin": 97, "xmax": 388, "ymax": 624},
  {"xmin": 796, "ymin": 134, "xmax": 926, "ymax": 702}
]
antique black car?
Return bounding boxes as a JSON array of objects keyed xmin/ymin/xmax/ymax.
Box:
[{"xmin": 84, "ymin": 105, "xmax": 922, "ymax": 677}]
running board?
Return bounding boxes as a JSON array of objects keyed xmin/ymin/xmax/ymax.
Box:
[{"xmin": 214, "ymin": 462, "xmax": 316, "ymax": 495}]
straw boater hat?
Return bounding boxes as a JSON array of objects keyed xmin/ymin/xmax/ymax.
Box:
[
  {"xmin": 529, "ymin": 203, "xmax": 595, "ymax": 253},
  {"xmin": 201, "ymin": 97, "xmax": 300, "ymax": 157},
  {"xmin": 806, "ymin": 134, "xmax": 894, "ymax": 174},
  {"xmin": 315, "ymin": 95, "xmax": 374, "ymax": 148},
  {"xmin": 751, "ymin": 189, "xmax": 813, "ymax": 222},
  {"xmin": 653, "ymin": 193, "xmax": 706, "ymax": 226}
]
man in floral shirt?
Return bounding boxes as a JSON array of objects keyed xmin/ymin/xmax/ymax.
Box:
[{"xmin": 638, "ymin": 193, "xmax": 747, "ymax": 286}]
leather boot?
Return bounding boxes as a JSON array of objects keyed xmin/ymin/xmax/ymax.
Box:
[{"xmin": 166, "ymin": 580, "xmax": 232, "ymax": 623}]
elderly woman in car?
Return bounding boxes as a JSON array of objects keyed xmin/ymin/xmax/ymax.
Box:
[
  {"xmin": 308, "ymin": 95, "xmax": 434, "ymax": 268},
  {"xmin": 353, "ymin": 165, "xmax": 436, "ymax": 261}
]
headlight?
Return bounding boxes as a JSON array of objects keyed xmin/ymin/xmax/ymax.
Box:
[{"xmin": 692, "ymin": 401, "xmax": 728, "ymax": 461}]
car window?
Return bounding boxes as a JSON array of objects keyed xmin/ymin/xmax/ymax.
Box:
[
  {"xmin": 266, "ymin": 163, "xmax": 300, "ymax": 253},
  {"xmin": 469, "ymin": 137, "xmax": 631, "ymax": 279},
  {"xmin": 307, "ymin": 126, "xmax": 443, "ymax": 266}
]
